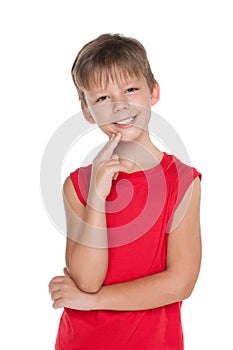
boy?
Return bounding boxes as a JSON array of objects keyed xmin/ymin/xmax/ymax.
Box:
[{"xmin": 49, "ymin": 33, "xmax": 201, "ymax": 349}]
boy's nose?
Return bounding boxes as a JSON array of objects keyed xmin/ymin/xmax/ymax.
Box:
[{"xmin": 113, "ymin": 101, "xmax": 130, "ymax": 113}]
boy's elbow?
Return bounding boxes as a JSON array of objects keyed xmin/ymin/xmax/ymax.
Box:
[
  {"xmin": 68, "ymin": 255, "xmax": 107, "ymax": 294},
  {"xmin": 167, "ymin": 270, "xmax": 198, "ymax": 302},
  {"xmin": 70, "ymin": 269, "xmax": 103, "ymax": 294},
  {"xmin": 177, "ymin": 278, "xmax": 198, "ymax": 301},
  {"xmin": 78, "ymin": 282, "xmax": 102, "ymax": 294}
]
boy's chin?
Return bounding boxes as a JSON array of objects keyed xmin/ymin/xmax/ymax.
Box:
[
  {"xmin": 117, "ymin": 134, "xmax": 135, "ymax": 142},
  {"xmin": 119, "ymin": 136, "xmax": 131, "ymax": 142},
  {"xmin": 119, "ymin": 130, "xmax": 144, "ymax": 143}
]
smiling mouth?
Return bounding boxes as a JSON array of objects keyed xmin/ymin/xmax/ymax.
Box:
[{"xmin": 113, "ymin": 115, "xmax": 137, "ymax": 125}]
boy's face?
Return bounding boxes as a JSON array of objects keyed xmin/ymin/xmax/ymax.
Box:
[{"xmin": 82, "ymin": 73, "xmax": 159, "ymax": 142}]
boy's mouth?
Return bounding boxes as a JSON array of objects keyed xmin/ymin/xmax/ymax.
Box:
[{"xmin": 113, "ymin": 115, "xmax": 137, "ymax": 127}]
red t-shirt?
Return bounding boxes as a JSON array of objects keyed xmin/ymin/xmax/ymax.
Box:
[{"xmin": 55, "ymin": 152, "xmax": 201, "ymax": 350}]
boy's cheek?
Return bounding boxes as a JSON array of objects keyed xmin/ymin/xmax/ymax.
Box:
[{"xmin": 89, "ymin": 105, "xmax": 113, "ymax": 126}]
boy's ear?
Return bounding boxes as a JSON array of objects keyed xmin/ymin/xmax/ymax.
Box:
[
  {"xmin": 150, "ymin": 81, "xmax": 160, "ymax": 106},
  {"xmin": 81, "ymin": 103, "xmax": 96, "ymax": 124}
]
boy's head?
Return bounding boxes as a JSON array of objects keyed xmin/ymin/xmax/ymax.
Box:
[{"xmin": 71, "ymin": 33, "xmax": 157, "ymax": 107}]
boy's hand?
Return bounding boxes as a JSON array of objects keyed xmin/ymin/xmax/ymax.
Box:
[
  {"xmin": 89, "ymin": 133, "xmax": 129, "ymax": 201},
  {"xmin": 48, "ymin": 273, "xmax": 97, "ymax": 310}
]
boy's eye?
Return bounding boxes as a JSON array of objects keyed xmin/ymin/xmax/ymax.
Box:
[
  {"xmin": 96, "ymin": 95, "xmax": 109, "ymax": 102},
  {"xmin": 126, "ymin": 87, "xmax": 138, "ymax": 93}
]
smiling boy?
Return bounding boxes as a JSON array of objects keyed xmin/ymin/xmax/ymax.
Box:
[{"xmin": 49, "ymin": 33, "xmax": 202, "ymax": 350}]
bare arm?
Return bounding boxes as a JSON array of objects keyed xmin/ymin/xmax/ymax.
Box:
[
  {"xmin": 63, "ymin": 176, "xmax": 108, "ymax": 293},
  {"xmin": 64, "ymin": 133, "xmax": 129, "ymax": 293},
  {"xmin": 95, "ymin": 177, "xmax": 201, "ymax": 310},
  {"xmin": 50, "ymin": 177, "xmax": 201, "ymax": 310}
]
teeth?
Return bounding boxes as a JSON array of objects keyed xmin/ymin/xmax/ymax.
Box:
[{"xmin": 115, "ymin": 117, "xmax": 135, "ymax": 125}]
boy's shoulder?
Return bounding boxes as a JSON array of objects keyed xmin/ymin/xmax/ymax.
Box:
[
  {"xmin": 163, "ymin": 152, "xmax": 201, "ymax": 182},
  {"xmin": 70, "ymin": 163, "xmax": 92, "ymax": 178}
]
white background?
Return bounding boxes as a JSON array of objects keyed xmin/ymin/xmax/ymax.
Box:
[{"xmin": 1, "ymin": 1, "xmax": 232, "ymax": 349}]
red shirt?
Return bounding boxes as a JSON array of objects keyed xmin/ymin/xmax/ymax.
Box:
[{"xmin": 55, "ymin": 152, "xmax": 201, "ymax": 350}]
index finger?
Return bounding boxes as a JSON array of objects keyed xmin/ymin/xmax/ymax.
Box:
[{"xmin": 98, "ymin": 132, "xmax": 121, "ymax": 160}]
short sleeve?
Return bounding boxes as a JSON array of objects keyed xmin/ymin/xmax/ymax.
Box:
[
  {"xmin": 70, "ymin": 164, "xmax": 92, "ymax": 206},
  {"xmin": 166, "ymin": 158, "xmax": 202, "ymax": 233}
]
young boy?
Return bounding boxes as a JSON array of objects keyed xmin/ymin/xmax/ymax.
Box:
[{"xmin": 49, "ymin": 33, "xmax": 202, "ymax": 349}]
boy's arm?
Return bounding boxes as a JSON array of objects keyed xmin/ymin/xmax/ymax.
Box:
[
  {"xmin": 50, "ymin": 177, "xmax": 201, "ymax": 310},
  {"xmin": 95, "ymin": 177, "xmax": 201, "ymax": 310},
  {"xmin": 63, "ymin": 176, "xmax": 108, "ymax": 294},
  {"xmin": 64, "ymin": 133, "xmax": 128, "ymax": 294}
]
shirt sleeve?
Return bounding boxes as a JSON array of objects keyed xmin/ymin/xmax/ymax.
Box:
[
  {"xmin": 69, "ymin": 164, "xmax": 92, "ymax": 206},
  {"xmin": 166, "ymin": 159, "xmax": 202, "ymax": 233}
]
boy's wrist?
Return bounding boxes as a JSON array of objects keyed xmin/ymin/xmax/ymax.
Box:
[
  {"xmin": 87, "ymin": 191, "xmax": 106, "ymax": 213},
  {"xmin": 91, "ymin": 287, "xmax": 105, "ymax": 310}
]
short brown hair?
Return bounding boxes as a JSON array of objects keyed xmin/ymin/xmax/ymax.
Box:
[{"xmin": 71, "ymin": 33, "xmax": 156, "ymax": 106}]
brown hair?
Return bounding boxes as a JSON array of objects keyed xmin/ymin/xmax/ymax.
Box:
[{"xmin": 71, "ymin": 33, "xmax": 156, "ymax": 106}]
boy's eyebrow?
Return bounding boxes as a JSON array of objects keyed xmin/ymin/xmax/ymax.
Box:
[{"xmin": 89, "ymin": 79, "xmax": 142, "ymax": 93}]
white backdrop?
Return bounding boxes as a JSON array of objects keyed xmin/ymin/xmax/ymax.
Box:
[{"xmin": 1, "ymin": 1, "xmax": 232, "ymax": 349}]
